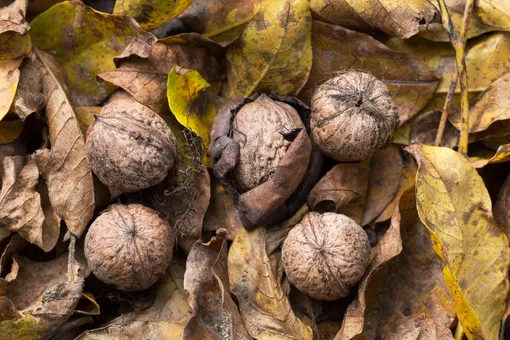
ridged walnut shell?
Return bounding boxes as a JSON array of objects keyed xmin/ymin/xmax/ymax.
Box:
[
  {"xmin": 311, "ymin": 70, "xmax": 399, "ymax": 162},
  {"xmin": 84, "ymin": 204, "xmax": 174, "ymax": 291},
  {"xmin": 233, "ymin": 94, "xmax": 305, "ymax": 192},
  {"xmin": 282, "ymin": 212, "xmax": 371, "ymax": 300},
  {"xmin": 86, "ymin": 100, "xmax": 177, "ymax": 192}
]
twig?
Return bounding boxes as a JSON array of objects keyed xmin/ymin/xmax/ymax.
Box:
[
  {"xmin": 436, "ymin": 0, "xmax": 475, "ymax": 153},
  {"xmin": 435, "ymin": 77, "xmax": 457, "ymax": 146}
]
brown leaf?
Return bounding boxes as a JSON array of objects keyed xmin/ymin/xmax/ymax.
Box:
[
  {"xmin": 361, "ymin": 145, "xmax": 403, "ymax": 226},
  {"xmin": 30, "ymin": 48, "xmax": 95, "ymax": 237},
  {"xmin": 300, "ymin": 21, "xmax": 438, "ymax": 124},
  {"xmin": 11, "ymin": 57, "xmax": 45, "ymax": 120},
  {"xmin": 228, "ymin": 227, "xmax": 313, "ymax": 340},
  {"xmin": 407, "ymin": 111, "xmax": 459, "ymax": 149},
  {"xmin": 0, "ymin": 0, "xmax": 29, "ymax": 35},
  {"xmin": 0, "ymin": 156, "xmax": 60, "ymax": 251},
  {"xmin": 184, "ymin": 230, "xmax": 250, "ymax": 340},
  {"xmin": 0, "ymin": 234, "xmax": 26, "ymax": 277},
  {"xmin": 310, "ymin": 0, "xmax": 437, "ymax": 39},
  {"xmin": 308, "ymin": 161, "xmax": 369, "ymax": 225},
  {"xmin": 203, "ymin": 176, "xmax": 244, "ymax": 241},
  {"xmin": 494, "ymin": 174, "xmax": 510, "ymax": 238}
]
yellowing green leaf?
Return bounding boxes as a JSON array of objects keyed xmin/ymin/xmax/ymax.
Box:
[
  {"xmin": 167, "ymin": 67, "xmax": 215, "ymax": 166},
  {"xmin": 113, "ymin": 0, "xmax": 193, "ymax": 32},
  {"xmin": 30, "ymin": 0, "xmax": 156, "ymax": 106},
  {"xmin": 223, "ymin": 0, "xmax": 312, "ymax": 98},
  {"xmin": 228, "ymin": 227, "xmax": 313, "ymax": 340},
  {"xmin": 407, "ymin": 144, "xmax": 510, "ymax": 340}
]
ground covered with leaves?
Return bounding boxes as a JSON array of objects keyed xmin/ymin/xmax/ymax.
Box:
[{"xmin": 1, "ymin": 0, "xmax": 510, "ymax": 339}]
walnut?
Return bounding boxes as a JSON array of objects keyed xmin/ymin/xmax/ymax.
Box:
[
  {"xmin": 86, "ymin": 100, "xmax": 177, "ymax": 192},
  {"xmin": 282, "ymin": 212, "xmax": 371, "ymax": 300},
  {"xmin": 310, "ymin": 70, "xmax": 399, "ymax": 162},
  {"xmin": 84, "ymin": 204, "xmax": 174, "ymax": 291},
  {"xmin": 232, "ymin": 94, "xmax": 305, "ymax": 192}
]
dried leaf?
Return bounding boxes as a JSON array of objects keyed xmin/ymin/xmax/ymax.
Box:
[
  {"xmin": 361, "ymin": 145, "xmax": 403, "ymax": 226},
  {"xmin": 11, "ymin": 56, "xmax": 45, "ymax": 120},
  {"xmin": 223, "ymin": 0, "xmax": 312, "ymax": 98},
  {"xmin": 310, "ymin": 0, "xmax": 436, "ymax": 39},
  {"xmin": 0, "ymin": 0, "xmax": 29, "ymax": 35},
  {"xmin": 184, "ymin": 230, "xmax": 250, "ymax": 340},
  {"xmin": 0, "ymin": 120, "xmax": 23, "ymax": 145},
  {"xmin": 30, "ymin": 0, "xmax": 157, "ymax": 106},
  {"xmin": 0, "ymin": 156, "xmax": 60, "ymax": 251},
  {"xmin": 300, "ymin": 21, "xmax": 438, "ymax": 124},
  {"xmin": 307, "ymin": 161, "xmax": 369, "ymax": 225},
  {"xmin": 469, "ymin": 144, "xmax": 510, "ymax": 168},
  {"xmin": 407, "ymin": 111, "xmax": 459, "ymax": 149},
  {"xmin": 77, "ymin": 256, "xmax": 192, "ymax": 340},
  {"xmin": 30, "ymin": 48, "xmax": 95, "ymax": 237},
  {"xmin": 495, "ymin": 174, "xmax": 510, "ymax": 238},
  {"xmin": 167, "ymin": 67, "xmax": 216, "ymax": 165},
  {"xmin": 228, "ymin": 227, "xmax": 313, "ymax": 340},
  {"xmin": 113, "ymin": 0, "xmax": 193, "ymax": 31},
  {"xmin": 407, "ymin": 144, "xmax": 510, "ymax": 340}
]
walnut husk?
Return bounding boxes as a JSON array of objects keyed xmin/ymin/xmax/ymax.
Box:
[
  {"xmin": 282, "ymin": 212, "xmax": 371, "ymax": 300},
  {"xmin": 311, "ymin": 70, "xmax": 399, "ymax": 162},
  {"xmin": 84, "ymin": 204, "xmax": 174, "ymax": 291}
]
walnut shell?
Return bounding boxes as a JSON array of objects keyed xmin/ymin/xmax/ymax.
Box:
[
  {"xmin": 310, "ymin": 70, "xmax": 399, "ymax": 162},
  {"xmin": 233, "ymin": 94, "xmax": 305, "ymax": 192},
  {"xmin": 84, "ymin": 204, "xmax": 174, "ymax": 291},
  {"xmin": 282, "ymin": 212, "xmax": 371, "ymax": 300},
  {"xmin": 86, "ymin": 100, "xmax": 177, "ymax": 192}
]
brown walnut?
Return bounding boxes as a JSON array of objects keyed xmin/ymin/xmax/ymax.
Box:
[
  {"xmin": 282, "ymin": 211, "xmax": 371, "ymax": 300},
  {"xmin": 232, "ymin": 94, "xmax": 305, "ymax": 192},
  {"xmin": 311, "ymin": 70, "xmax": 399, "ymax": 162},
  {"xmin": 84, "ymin": 204, "xmax": 174, "ymax": 291},
  {"xmin": 86, "ymin": 100, "xmax": 177, "ymax": 192}
]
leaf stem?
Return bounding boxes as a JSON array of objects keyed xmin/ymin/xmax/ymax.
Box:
[{"xmin": 436, "ymin": 0, "xmax": 475, "ymax": 153}]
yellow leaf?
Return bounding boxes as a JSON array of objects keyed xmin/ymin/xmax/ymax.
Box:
[
  {"xmin": 113, "ymin": 0, "xmax": 193, "ymax": 32},
  {"xmin": 469, "ymin": 144, "xmax": 510, "ymax": 168},
  {"xmin": 167, "ymin": 67, "xmax": 215, "ymax": 166},
  {"xmin": 30, "ymin": 1, "xmax": 156, "ymax": 106},
  {"xmin": 0, "ymin": 120, "xmax": 23, "ymax": 144},
  {"xmin": 229, "ymin": 227, "xmax": 313, "ymax": 340},
  {"xmin": 407, "ymin": 144, "xmax": 510, "ymax": 340},
  {"xmin": 223, "ymin": 0, "xmax": 312, "ymax": 98}
]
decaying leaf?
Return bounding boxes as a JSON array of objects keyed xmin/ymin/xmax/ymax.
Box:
[
  {"xmin": 408, "ymin": 111, "xmax": 459, "ymax": 149},
  {"xmin": 113, "ymin": 0, "xmax": 193, "ymax": 31},
  {"xmin": 228, "ymin": 227, "xmax": 313, "ymax": 340},
  {"xmin": 307, "ymin": 161, "xmax": 369, "ymax": 225},
  {"xmin": 29, "ymin": 48, "xmax": 95, "ymax": 238},
  {"xmin": 223, "ymin": 0, "xmax": 312, "ymax": 98},
  {"xmin": 0, "ymin": 0, "xmax": 29, "ymax": 35},
  {"xmin": 495, "ymin": 173, "xmax": 510, "ymax": 238},
  {"xmin": 361, "ymin": 145, "xmax": 403, "ymax": 226},
  {"xmin": 310, "ymin": 0, "xmax": 437, "ymax": 39},
  {"xmin": 184, "ymin": 229, "xmax": 250, "ymax": 339},
  {"xmin": 0, "ymin": 156, "xmax": 60, "ymax": 252},
  {"xmin": 11, "ymin": 56, "xmax": 45, "ymax": 120},
  {"xmin": 77, "ymin": 256, "xmax": 193, "ymax": 340},
  {"xmin": 300, "ymin": 21, "xmax": 438, "ymax": 124},
  {"xmin": 167, "ymin": 67, "xmax": 216, "ymax": 165},
  {"xmin": 408, "ymin": 144, "xmax": 510, "ymax": 340},
  {"xmin": 30, "ymin": 0, "xmax": 157, "ymax": 106}
]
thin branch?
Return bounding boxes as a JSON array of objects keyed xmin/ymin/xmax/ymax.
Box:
[
  {"xmin": 436, "ymin": 0, "xmax": 475, "ymax": 153},
  {"xmin": 435, "ymin": 77, "xmax": 457, "ymax": 146}
]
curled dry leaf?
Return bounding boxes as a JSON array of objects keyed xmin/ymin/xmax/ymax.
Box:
[
  {"xmin": 77, "ymin": 256, "xmax": 193, "ymax": 340},
  {"xmin": 30, "ymin": 48, "xmax": 95, "ymax": 238},
  {"xmin": 0, "ymin": 0, "xmax": 29, "ymax": 35},
  {"xmin": 307, "ymin": 161, "xmax": 369, "ymax": 225},
  {"xmin": 223, "ymin": 0, "xmax": 312, "ymax": 98},
  {"xmin": 29, "ymin": 0, "xmax": 157, "ymax": 106},
  {"xmin": 184, "ymin": 230, "xmax": 250, "ymax": 340},
  {"xmin": 113, "ymin": 0, "xmax": 193, "ymax": 31},
  {"xmin": 310, "ymin": 0, "xmax": 436, "ymax": 39},
  {"xmin": 361, "ymin": 145, "xmax": 403, "ymax": 226},
  {"xmin": 178, "ymin": 0, "xmax": 262, "ymax": 43},
  {"xmin": 300, "ymin": 21, "xmax": 438, "ymax": 124},
  {"xmin": 229, "ymin": 227, "xmax": 313, "ymax": 340},
  {"xmin": 0, "ymin": 156, "xmax": 60, "ymax": 252},
  {"xmin": 407, "ymin": 144, "xmax": 510, "ymax": 340}
]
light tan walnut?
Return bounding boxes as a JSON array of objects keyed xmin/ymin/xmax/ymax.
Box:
[
  {"xmin": 84, "ymin": 204, "xmax": 174, "ymax": 291},
  {"xmin": 311, "ymin": 70, "xmax": 399, "ymax": 161},
  {"xmin": 282, "ymin": 212, "xmax": 371, "ymax": 300},
  {"xmin": 86, "ymin": 100, "xmax": 177, "ymax": 192}
]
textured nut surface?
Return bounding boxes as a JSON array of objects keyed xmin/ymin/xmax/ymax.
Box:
[
  {"xmin": 86, "ymin": 100, "xmax": 177, "ymax": 192},
  {"xmin": 232, "ymin": 94, "xmax": 304, "ymax": 192},
  {"xmin": 282, "ymin": 212, "xmax": 371, "ymax": 300},
  {"xmin": 311, "ymin": 70, "xmax": 399, "ymax": 161},
  {"xmin": 84, "ymin": 204, "xmax": 174, "ymax": 291}
]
